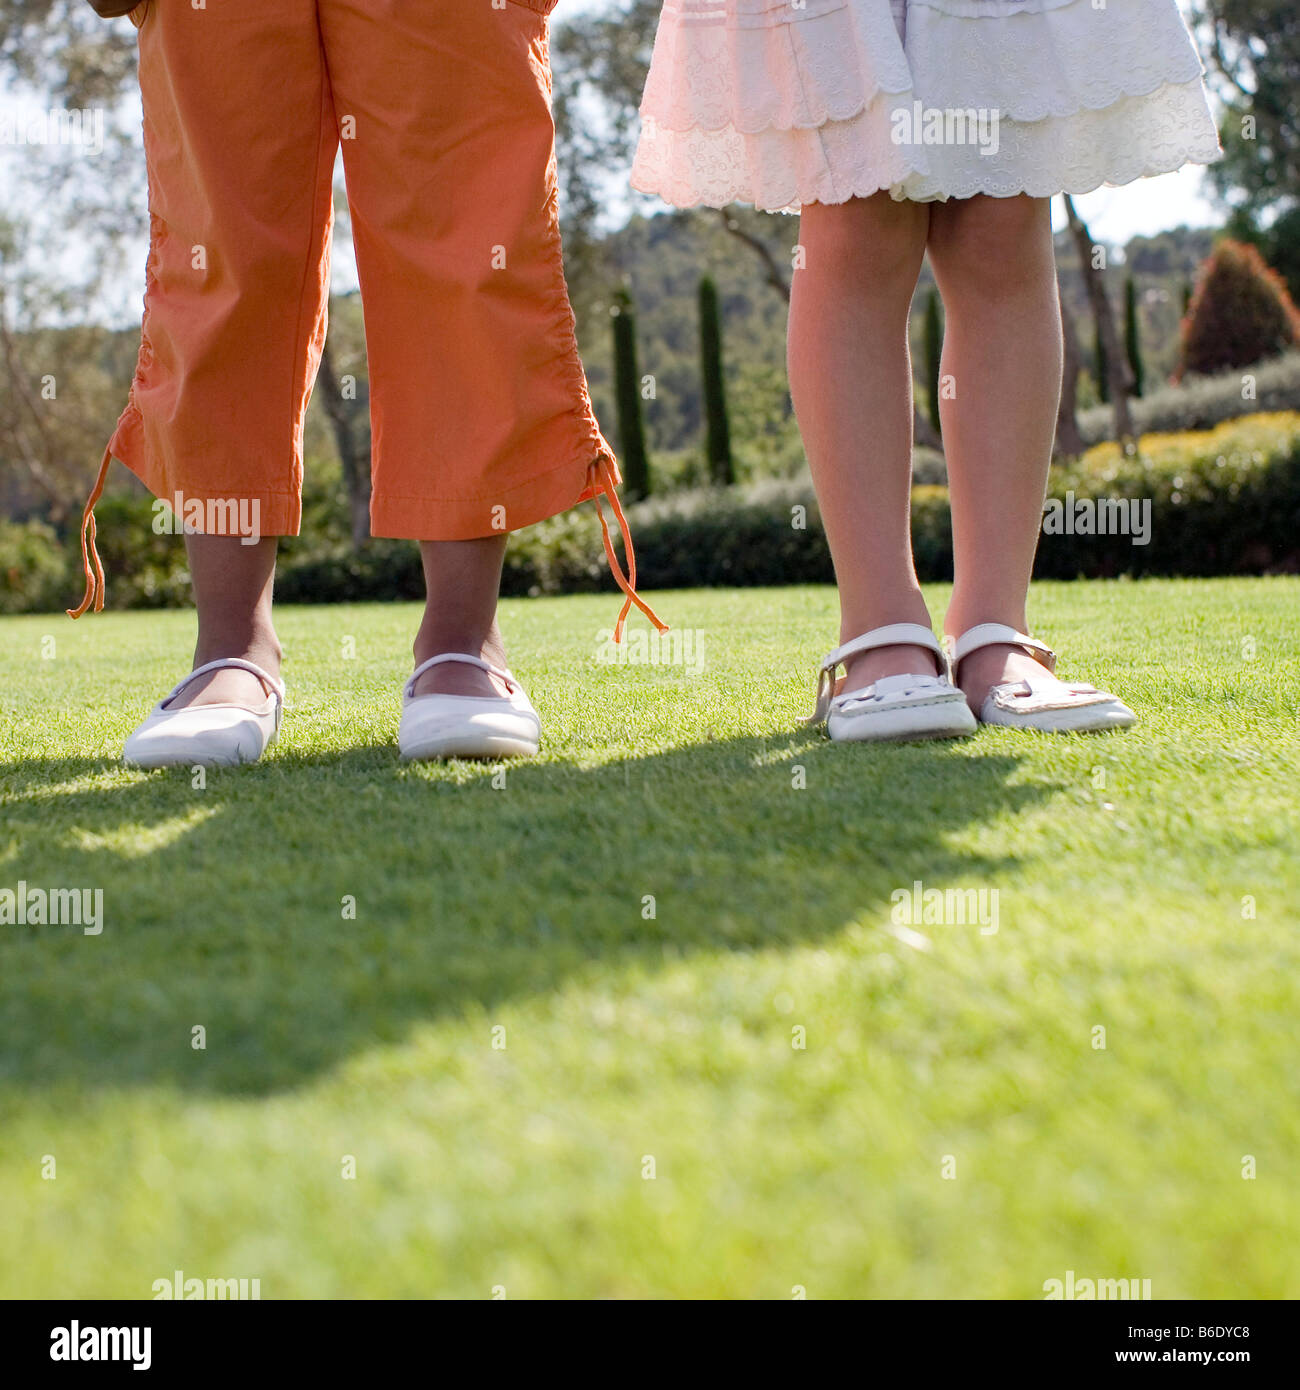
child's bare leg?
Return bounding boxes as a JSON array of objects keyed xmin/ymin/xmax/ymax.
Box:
[
  {"xmin": 167, "ymin": 533, "xmax": 281, "ymax": 710},
  {"xmin": 926, "ymin": 194, "xmax": 1063, "ymax": 706},
  {"xmin": 410, "ymin": 536, "xmax": 511, "ymax": 697},
  {"xmin": 789, "ymin": 193, "xmax": 937, "ymax": 693}
]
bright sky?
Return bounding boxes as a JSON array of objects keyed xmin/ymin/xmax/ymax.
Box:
[{"xmin": 1062, "ymin": 169, "xmax": 1219, "ymax": 244}]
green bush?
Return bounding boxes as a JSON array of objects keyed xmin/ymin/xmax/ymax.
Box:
[
  {"xmin": 911, "ymin": 446, "xmax": 948, "ymax": 486},
  {"xmin": 1078, "ymin": 352, "xmax": 1300, "ymax": 445},
  {"xmin": 598, "ymin": 413, "xmax": 1300, "ymax": 590},
  {"xmin": 6, "ymin": 414, "xmax": 1297, "ymax": 614},
  {"xmin": 276, "ymin": 511, "xmax": 615, "ymax": 606},
  {"xmin": 1040, "ymin": 413, "xmax": 1300, "ymax": 579},
  {"xmin": 19, "ymin": 490, "xmax": 196, "ymax": 616},
  {"xmin": 84, "ymin": 492, "xmax": 194, "ymax": 611},
  {"xmin": 274, "ymin": 539, "xmax": 424, "ymax": 606},
  {"xmin": 0, "ymin": 518, "xmax": 70, "ymax": 615},
  {"xmin": 596, "ymin": 478, "xmax": 833, "ymax": 589}
]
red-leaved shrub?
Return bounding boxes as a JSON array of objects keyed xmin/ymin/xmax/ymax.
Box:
[{"xmin": 1177, "ymin": 239, "xmax": 1300, "ymax": 380}]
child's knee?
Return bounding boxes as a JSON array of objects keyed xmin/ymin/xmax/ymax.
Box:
[
  {"xmin": 930, "ymin": 195, "xmax": 1053, "ymax": 298},
  {"xmin": 799, "ymin": 195, "xmax": 926, "ymax": 291}
]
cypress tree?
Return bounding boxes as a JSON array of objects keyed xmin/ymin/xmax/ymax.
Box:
[
  {"xmin": 1094, "ymin": 327, "xmax": 1110, "ymax": 404},
  {"xmin": 698, "ymin": 275, "xmax": 734, "ymax": 485},
  {"xmin": 1124, "ymin": 274, "xmax": 1145, "ymax": 398},
  {"xmin": 923, "ymin": 288, "xmax": 943, "ymax": 436},
  {"xmin": 611, "ymin": 285, "xmax": 651, "ymax": 501}
]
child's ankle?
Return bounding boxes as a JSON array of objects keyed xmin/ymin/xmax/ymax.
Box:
[
  {"xmin": 193, "ymin": 622, "xmax": 282, "ymax": 674},
  {"xmin": 838, "ymin": 595, "xmax": 932, "ymax": 645},
  {"xmin": 413, "ymin": 620, "xmax": 505, "ymax": 668}
]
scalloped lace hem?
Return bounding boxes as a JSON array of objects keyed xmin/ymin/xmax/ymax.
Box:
[{"xmin": 631, "ymin": 76, "xmax": 1222, "ymax": 212}]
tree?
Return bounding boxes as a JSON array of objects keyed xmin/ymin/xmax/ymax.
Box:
[
  {"xmin": 1054, "ymin": 285, "xmax": 1085, "ymax": 458},
  {"xmin": 1063, "ymin": 194, "xmax": 1133, "ymax": 443},
  {"xmin": 1177, "ymin": 238, "xmax": 1300, "ymax": 378},
  {"xmin": 1224, "ymin": 203, "xmax": 1300, "ymax": 306},
  {"xmin": 1196, "ymin": 3, "xmax": 1300, "ymax": 300},
  {"xmin": 713, "ymin": 206, "xmax": 794, "ymax": 303},
  {"xmin": 316, "ymin": 322, "xmax": 371, "ymax": 549},
  {"xmin": 0, "ymin": 1, "xmax": 140, "ymax": 108},
  {"xmin": 1195, "ymin": 2, "xmax": 1300, "ymax": 219},
  {"xmin": 923, "ymin": 288, "xmax": 943, "ymax": 437},
  {"xmin": 549, "ymin": 0, "xmax": 663, "ymax": 301},
  {"xmin": 1256, "ymin": 205, "xmax": 1300, "ymax": 306},
  {"xmin": 0, "ymin": 4, "xmax": 155, "ymax": 517},
  {"xmin": 1124, "ymin": 275, "xmax": 1145, "ymax": 399},
  {"xmin": 697, "ymin": 275, "xmax": 733, "ymax": 485},
  {"xmin": 0, "ymin": 297, "xmax": 129, "ymax": 524},
  {"xmin": 611, "ymin": 285, "xmax": 651, "ymax": 500}
]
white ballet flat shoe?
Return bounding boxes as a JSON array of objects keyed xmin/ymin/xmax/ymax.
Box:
[
  {"xmin": 951, "ymin": 623, "xmax": 1137, "ymax": 733},
  {"xmin": 399, "ymin": 654, "xmax": 540, "ymax": 761},
  {"xmin": 123, "ymin": 657, "xmax": 284, "ymax": 768},
  {"xmin": 806, "ymin": 622, "xmax": 977, "ymax": 743}
]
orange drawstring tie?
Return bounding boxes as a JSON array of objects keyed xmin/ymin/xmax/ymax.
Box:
[
  {"xmin": 590, "ymin": 458, "xmax": 668, "ymax": 642},
  {"xmin": 64, "ymin": 451, "xmax": 659, "ymax": 634},
  {"xmin": 66, "ymin": 444, "xmax": 114, "ymax": 620}
]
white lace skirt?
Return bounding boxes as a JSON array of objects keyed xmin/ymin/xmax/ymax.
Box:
[{"xmin": 630, "ymin": 0, "xmax": 1222, "ymax": 210}]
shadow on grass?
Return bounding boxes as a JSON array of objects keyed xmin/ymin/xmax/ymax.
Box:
[{"xmin": 0, "ymin": 734, "xmax": 1047, "ymax": 1096}]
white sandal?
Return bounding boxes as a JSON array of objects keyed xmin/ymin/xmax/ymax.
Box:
[
  {"xmin": 123, "ymin": 657, "xmax": 284, "ymax": 768},
  {"xmin": 399, "ymin": 654, "xmax": 540, "ymax": 761},
  {"xmin": 950, "ymin": 623, "xmax": 1136, "ymax": 733},
  {"xmin": 806, "ymin": 622, "xmax": 977, "ymax": 743}
]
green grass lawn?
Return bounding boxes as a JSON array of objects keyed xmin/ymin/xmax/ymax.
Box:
[{"xmin": 1, "ymin": 578, "xmax": 1298, "ymax": 1298}]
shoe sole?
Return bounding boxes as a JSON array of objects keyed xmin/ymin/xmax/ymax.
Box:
[
  {"xmin": 829, "ymin": 701, "xmax": 978, "ymax": 744},
  {"xmin": 123, "ymin": 733, "xmax": 276, "ymax": 769},
  {"xmin": 400, "ymin": 734, "xmax": 539, "ymax": 761},
  {"xmin": 981, "ymin": 706, "xmax": 1137, "ymax": 734},
  {"xmin": 126, "ymin": 753, "xmax": 250, "ymax": 768}
]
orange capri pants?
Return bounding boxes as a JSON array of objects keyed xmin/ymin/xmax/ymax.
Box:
[{"xmin": 70, "ymin": 0, "xmax": 662, "ymax": 637}]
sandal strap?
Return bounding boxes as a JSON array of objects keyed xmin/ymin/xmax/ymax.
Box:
[
  {"xmin": 820, "ymin": 623, "xmax": 943, "ymax": 674},
  {"xmin": 807, "ymin": 623, "xmax": 943, "ymax": 724},
  {"xmin": 163, "ymin": 657, "xmax": 284, "ymax": 707},
  {"xmin": 951, "ymin": 622, "xmax": 1056, "ymax": 674},
  {"xmin": 404, "ymin": 653, "xmax": 518, "ymax": 700}
]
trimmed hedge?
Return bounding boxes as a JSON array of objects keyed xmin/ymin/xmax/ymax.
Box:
[
  {"xmin": 1044, "ymin": 414, "xmax": 1300, "ymax": 577},
  {"xmin": 289, "ymin": 412, "xmax": 1300, "ymax": 597},
  {"xmin": 5, "ymin": 412, "xmax": 1298, "ymax": 613},
  {"xmin": 1077, "ymin": 351, "xmax": 1300, "ymax": 445}
]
